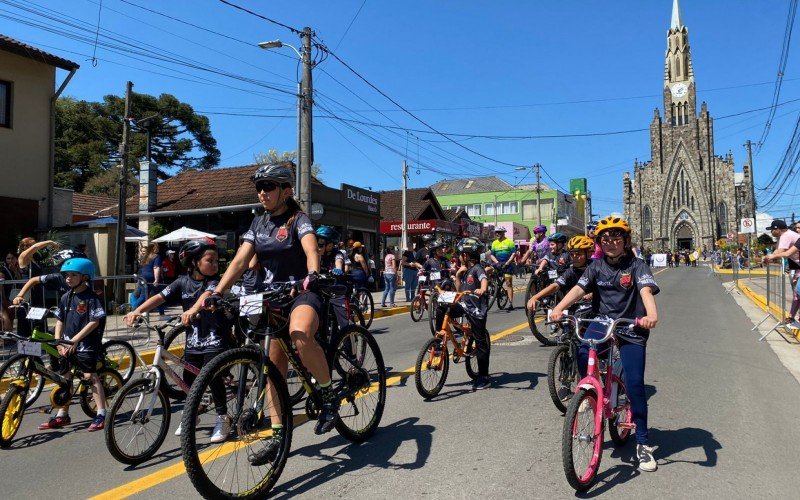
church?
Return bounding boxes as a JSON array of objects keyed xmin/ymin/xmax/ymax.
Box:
[{"xmin": 623, "ymin": 0, "xmax": 756, "ymax": 251}]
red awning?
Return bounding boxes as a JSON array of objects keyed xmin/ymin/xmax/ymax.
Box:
[{"xmin": 379, "ymin": 219, "xmax": 460, "ymax": 236}]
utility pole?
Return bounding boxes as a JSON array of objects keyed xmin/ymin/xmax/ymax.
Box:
[
  {"xmin": 295, "ymin": 82, "xmax": 302, "ymax": 196},
  {"xmin": 401, "ymin": 160, "xmax": 409, "ymax": 251},
  {"xmin": 299, "ymin": 27, "xmax": 314, "ymax": 212},
  {"xmin": 745, "ymin": 139, "xmax": 756, "ymax": 218},
  {"xmin": 114, "ymin": 81, "xmax": 133, "ymax": 299},
  {"xmin": 534, "ymin": 163, "xmax": 542, "ymax": 226},
  {"xmin": 493, "ymin": 195, "xmax": 498, "ymax": 226}
]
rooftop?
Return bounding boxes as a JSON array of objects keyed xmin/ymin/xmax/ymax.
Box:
[{"xmin": 0, "ymin": 34, "xmax": 79, "ymax": 71}]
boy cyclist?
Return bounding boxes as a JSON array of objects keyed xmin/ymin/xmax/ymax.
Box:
[
  {"xmin": 550, "ymin": 216, "xmax": 659, "ymax": 472},
  {"xmin": 39, "ymin": 257, "xmax": 107, "ymax": 432},
  {"xmin": 534, "ymin": 232, "xmax": 571, "ymax": 278},
  {"xmin": 526, "ymin": 235, "xmax": 594, "ymax": 313}
]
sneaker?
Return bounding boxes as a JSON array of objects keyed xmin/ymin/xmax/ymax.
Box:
[
  {"xmin": 314, "ymin": 386, "xmax": 340, "ymax": 435},
  {"xmin": 637, "ymin": 444, "xmax": 657, "ymax": 472},
  {"xmin": 390, "ymin": 303, "xmax": 397, "ymax": 307},
  {"xmin": 507, "ymin": 305, "xmax": 515, "ymax": 312},
  {"xmin": 472, "ymin": 376, "xmax": 491, "ymax": 391},
  {"xmin": 249, "ymin": 428, "xmax": 284, "ymax": 466},
  {"xmin": 174, "ymin": 421, "xmax": 183, "ymax": 436},
  {"xmin": 38, "ymin": 415, "xmax": 71, "ymax": 430},
  {"xmin": 87, "ymin": 414, "xmax": 105, "ymax": 432},
  {"xmin": 381, "ymin": 303, "xmax": 387, "ymax": 307},
  {"xmin": 210, "ymin": 415, "xmax": 231, "ymax": 443}
]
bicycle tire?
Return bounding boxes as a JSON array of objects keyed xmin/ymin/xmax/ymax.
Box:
[
  {"xmin": 523, "ymin": 274, "xmax": 541, "ymax": 307},
  {"xmin": 562, "ymin": 388, "xmax": 603, "ymax": 492},
  {"xmin": 496, "ymin": 286, "xmax": 509, "ymax": 310},
  {"xmin": 608, "ymin": 375, "xmax": 632, "ymax": 446},
  {"xmin": 0, "ymin": 354, "xmax": 44, "ymax": 409},
  {"xmin": 409, "ymin": 297, "xmax": 425, "ymax": 322},
  {"xmin": 354, "ymin": 289, "xmax": 374, "ymax": 329},
  {"xmin": 414, "ymin": 337, "xmax": 449, "ymax": 399},
  {"xmin": 547, "ymin": 345, "xmax": 577, "ymax": 413},
  {"xmin": 105, "ymin": 377, "xmax": 171, "ymax": 465},
  {"xmin": 464, "ymin": 338, "xmax": 479, "ymax": 381},
  {"xmin": 181, "ymin": 348, "xmax": 292, "ymax": 499},
  {"xmin": 331, "ymin": 325, "xmax": 386, "ymax": 442},
  {"xmin": 162, "ymin": 324, "xmax": 187, "ymax": 400},
  {"xmin": 486, "ymin": 280, "xmax": 498, "ymax": 310},
  {"xmin": 102, "ymin": 339, "xmax": 137, "ymax": 384},
  {"xmin": 79, "ymin": 368, "xmax": 124, "ymax": 419},
  {"xmin": 0, "ymin": 385, "xmax": 25, "ymax": 448},
  {"xmin": 529, "ymin": 291, "xmax": 563, "ymax": 346},
  {"xmin": 427, "ymin": 291, "xmax": 439, "ymax": 336}
]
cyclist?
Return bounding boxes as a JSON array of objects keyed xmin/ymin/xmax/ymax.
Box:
[
  {"xmin": 526, "ymin": 235, "xmax": 594, "ymax": 313},
  {"xmin": 549, "ymin": 216, "xmax": 659, "ymax": 472},
  {"xmin": 11, "ymin": 250, "xmax": 84, "ymax": 307},
  {"xmin": 316, "ymin": 226, "xmax": 346, "ymax": 276},
  {"xmin": 424, "ymin": 241, "xmax": 452, "ymax": 278},
  {"xmin": 488, "ymin": 227, "xmax": 517, "ymax": 310},
  {"xmin": 39, "ymin": 257, "xmax": 107, "ymax": 432},
  {"xmin": 434, "ymin": 237, "xmax": 491, "ymax": 390},
  {"xmin": 125, "ymin": 238, "xmax": 233, "ymax": 442},
  {"xmin": 520, "ymin": 225, "xmax": 550, "ymax": 269},
  {"xmin": 193, "ymin": 163, "xmax": 336, "ymax": 464},
  {"xmin": 535, "ymin": 232, "xmax": 571, "ymax": 277}
]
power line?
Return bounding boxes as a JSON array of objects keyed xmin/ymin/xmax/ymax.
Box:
[
  {"xmin": 332, "ymin": 0, "xmax": 367, "ymax": 52},
  {"xmin": 215, "ymin": 0, "xmax": 301, "ymax": 35}
]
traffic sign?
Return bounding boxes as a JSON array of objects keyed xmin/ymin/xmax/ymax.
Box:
[{"xmin": 740, "ymin": 218, "xmax": 755, "ymax": 234}]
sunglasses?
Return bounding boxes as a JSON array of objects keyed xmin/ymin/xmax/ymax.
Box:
[
  {"xmin": 600, "ymin": 236, "xmax": 624, "ymax": 244},
  {"xmin": 255, "ymin": 181, "xmax": 281, "ymax": 193}
]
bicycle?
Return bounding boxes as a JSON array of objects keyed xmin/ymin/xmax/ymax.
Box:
[
  {"xmin": 0, "ymin": 331, "xmax": 124, "ymax": 448},
  {"xmin": 426, "ymin": 274, "xmax": 454, "ymax": 336},
  {"xmin": 414, "ymin": 287, "xmax": 479, "ymax": 398},
  {"xmin": 349, "ymin": 284, "xmax": 374, "ymax": 329},
  {"xmin": 409, "ymin": 270, "xmax": 434, "ymax": 322},
  {"xmin": 548, "ymin": 315, "xmax": 636, "ymax": 492},
  {"xmin": 180, "ymin": 278, "xmax": 386, "ymax": 499},
  {"xmin": 485, "ymin": 263, "xmax": 511, "ymax": 311},
  {"xmin": 545, "ymin": 302, "xmax": 594, "ymax": 413},
  {"xmin": 525, "ymin": 270, "xmax": 564, "ymax": 346}
]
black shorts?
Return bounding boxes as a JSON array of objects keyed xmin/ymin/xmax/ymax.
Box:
[
  {"xmin": 290, "ymin": 290, "xmax": 324, "ymax": 317},
  {"xmin": 76, "ymin": 351, "xmax": 101, "ymax": 374}
]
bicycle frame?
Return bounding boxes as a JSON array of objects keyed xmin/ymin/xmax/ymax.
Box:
[{"xmin": 434, "ymin": 289, "xmax": 474, "ymax": 360}]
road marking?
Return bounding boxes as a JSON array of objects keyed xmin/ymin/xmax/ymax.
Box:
[{"xmin": 89, "ymin": 318, "xmax": 532, "ymax": 499}]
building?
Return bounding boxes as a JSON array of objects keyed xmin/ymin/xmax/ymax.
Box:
[
  {"xmin": 379, "ymin": 187, "xmax": 461, "ymax": 252},
  {"xmin": 0, "ymin": 34, "xmax": 78, "ymax": 251},
  {"xmin": 432, "ymin": 176, "xmax": 585, "ymax": 236},
  {"xmin": 623, "ymin": 1, "xmax": 756, "ymax": 251}
]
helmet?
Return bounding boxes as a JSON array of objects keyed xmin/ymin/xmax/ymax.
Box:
[
  {"xmin": 52, "ymin": 249, "xmax": 81, "ymax": 267},
  {"xmin": 594, "ymin": 216, "xmax": 631, "ymax": 238},
  {"xmin": 428, "ymin": 241, "xmax": 445, "ymax": 251},
  {"xmin": 533, "ymin": 225, "xmax": 547, "ymax": 234},
  {"xmin": 567, "ymin": 235, "xmax": 595, "ymax": 251},
  {"xmin": 315, "ymin": 226, "xmax": 340, "ymax": 244},
  {"xmin": 456, "ymin": 237, "xmax": 485, "ymax": 258},
  {"xmin": 549, "ymin": 232, "xmax": 567, "ymax": 244},
  {"xmin": 421, "ymin": 233, "xmax": 435, "ymax": 242},
  {"xmin": 60, "ymin": 257, "xmax": 95, "ymax": 280},
  {"xmin": 250, "ymin": 163, "xmax": 294, "ymax": 188},
  {"xmin": 179, "ymin": 238, "xmax": 217, "ymax": 268},
  {"xmin": 494, "ymin": 227, "xmax": 507, "ymax": 233}
]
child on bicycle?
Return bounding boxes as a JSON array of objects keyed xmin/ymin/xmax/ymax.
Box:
[
  {"xmin": 434, "ymin": 237, "xmax": 491, "ymax": 390},
  {"xmin": 526, "ymin": 235, "xmax": 594, "ymax": 313},
  {"xmin": 534, "ymin": 232, "xmax": 571, "ymax": 277},
  {"xmin": 124, "ymin": 238, "xmax": 232, "ymax": 443},
  {"xmin": 39, "ymin": 257, "xmax": 107, "ymax": 432},
  {"xmin": 549, "ymin": 216, "xmax": 659, "ymax": 472}
]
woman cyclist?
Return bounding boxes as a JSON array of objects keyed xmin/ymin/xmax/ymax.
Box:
[
  {"xmin": 520, "ymin": 225, "xmax": 550, "ymax": 268},
  {"xmin": 193, "ymin": 163, "xmax": 338, "ymax": 457},
  {"xmin": 549, "ymin": 216, "xmax": 659, "ymax": 473}
]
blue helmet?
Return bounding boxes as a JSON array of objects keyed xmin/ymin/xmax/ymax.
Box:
[
  {"xmin": 315, "ymin": 226, "xmax": 340, "ymax": 244},
  {"xmin": 60, "ymin": 257, "xmax": 95, "ymax": 280},
  {"xmin": 549, "ymin": 232, "xmax": 567, "ymax": 244}
]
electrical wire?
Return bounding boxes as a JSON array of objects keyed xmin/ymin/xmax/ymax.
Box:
[
  {"xmin": 332, "ymin": 0, "xmax": 367, "ymax": 52},
  {"xmin": 215, "ymin": 0, "xmax": 301, "ymax": 35}
]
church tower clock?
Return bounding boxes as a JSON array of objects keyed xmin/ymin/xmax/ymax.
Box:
[{"xmin": 664, "ymin": 0, "xmax": 695, "ymax": 126}]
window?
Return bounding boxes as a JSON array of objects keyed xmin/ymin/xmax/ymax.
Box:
[
  {"xmin": 466, "ymin": 204, "xmax": 481, "ymax": 217},
  {"xmin": 643, "ymin": 206, "xmax": 652, "ymax": 240},
  {"xmin": 486, "ymin": 201, "xmax": 518, "ymax": 216},
  {"xmin": 718, "ymin": 202, "xmax": 728, "ymax": 233},
  {"xmin": 0, "ymin": 81, "xmax": 10, "ymax": 128}
]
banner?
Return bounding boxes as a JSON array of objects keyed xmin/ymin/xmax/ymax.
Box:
[{"xmin": 652, "ymin": 253, "xmax": 668, "ymax": 267}]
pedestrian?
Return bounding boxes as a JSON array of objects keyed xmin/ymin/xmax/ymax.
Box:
[
  {"xmin": 348, "ymin": 242, "xmax": 370, "ymax": 289},
  {"xmin": 1, "ymin": 251, "xmax": 22, "ymax": 330},
  {"xmin": 762, "ymin": 219, "xmax": 800, "ymax": 323},
  {"xmin": 368, "ymin": 252, "xmax": 377, "ymax": 291},
  {"xmin": 381, "ymin": 248, "xmax": 398, "ymax": 307},
  {"xmin": 139, "ymin": 242, "xmax": 166, "ymax": 316},
  {"xmin": 162, "ymin": 249, "xmax": 179, "ymax": 284},
  {"xmin": 401, "ymin": 246, "xmax": 421, "ymax": 302},
  {"xmin": 15, "ymin": 237, "xmax": 57, "ymax": 337}
]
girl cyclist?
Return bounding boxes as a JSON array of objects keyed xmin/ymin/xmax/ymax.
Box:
[
  {"xmin": 549, "ymin": 216, "xmax": 659, "ymax": 473},
  {"xmin": 526, "ymin": 235, "xmax": 594, "ymax": 313}
]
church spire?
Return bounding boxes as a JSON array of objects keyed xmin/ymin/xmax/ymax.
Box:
[{"xmin": 671, "ymin": 0, "xmax": 683, "ymax": 30}]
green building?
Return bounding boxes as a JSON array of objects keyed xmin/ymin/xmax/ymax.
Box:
[{"xmin": 432, "ymin": 176, "xmax": 586, "ymax": 238}]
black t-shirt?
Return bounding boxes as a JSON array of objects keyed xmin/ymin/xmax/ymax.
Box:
[
  {"xmin": 321, "ymin": 249, "xmax": 346, "ymax": 273},
  {"xmin": 242, "ymin": 210, "xmax": 315, "ymax": 287},
  {"xmin": 555, "ymin": 266, "xmax": 586, "ymax": 294},
  {"xmin": 21, "ymin": 261, "xmax": 44, "ymax": 306},
  {"xmin": 54, "ymin": 288, "xmax": 105, "ymax": 354},
  {"xmin": 424, "ymin": 256, "xmax": 451, "ymax": 277},
  {"xmin": 241, "ymin": 267, "xmax": 263, "ymax": 295},
  {"xmin": 39, "ymin": 272, "xmax": 69, "ymax": 294},
  {"xmin": 401, "ymin": 250, "xmax": 416, "ymax": 269},
  {"xmin": 577, "ymin": 255, "xmax": 660, "ymax": 345},
  {"xmin": 544, "ymin": 249, "xmax": 572, "ymax": 274},
  {"xmin": 459, "ymin": 263, "xmax": 488, "ymax": 318},
  {"xmin": 160, "ymin": 275, "xmax": 228, "ymax": 354}
]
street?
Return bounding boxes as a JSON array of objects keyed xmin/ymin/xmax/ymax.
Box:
[{"xmin": 2, "ymin": 267, "xmax": 799, "ymax": 499}]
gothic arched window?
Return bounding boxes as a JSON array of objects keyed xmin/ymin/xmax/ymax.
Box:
[
  {"xmin": 673, "ymin": 197, "xmax": 677, "ymax": 211},
  {"xmin": 643, "ymin": 206, "xmax": 652, "ymax": 240},
  {"xmin": 691, "ymin": 196, "xmax": 695, "ymax": 211},
  {"xmin": 676, "ymin": 55, "xmax": 682, "ymax": 78},
  {"xmin": 718, "ymin": 202, "xmax": 728, "ymax": 233}
]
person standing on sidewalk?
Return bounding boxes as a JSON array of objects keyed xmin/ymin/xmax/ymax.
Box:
[
  {"xmin": 381, "ymin": 248, "xmax": 398, "ymax": 307},
  {"xmin": 401, "ymin": 247, "xmax": 421, "ymax": 302},
  {"xmin": 762, "ymin": 219, "xmax": 800, "ymax": 324}
]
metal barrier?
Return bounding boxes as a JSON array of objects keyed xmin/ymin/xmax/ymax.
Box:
[{"xmin": 749, "ymin": 259, "xmax": 797, "ymax": 341}]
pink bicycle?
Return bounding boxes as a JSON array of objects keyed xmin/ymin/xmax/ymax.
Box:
[{"xmin": 548, "ymin": 315, "xmax": 638, "ymax": 492}]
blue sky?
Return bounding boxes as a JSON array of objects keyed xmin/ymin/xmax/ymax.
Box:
[{"xmin": 4, "ymin": 0, "xmax": 799, "ymax": 217}]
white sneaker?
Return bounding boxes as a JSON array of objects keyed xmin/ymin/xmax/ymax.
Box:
[
  {"xmin": 637, "ymin": 444, "xmax": 657, "ymax": 472},
  {"xmin": 210, "ymin": 415, "xmax": 231, "ymax": 444},
  {"xmin": 175, "ymin": 422, "xmax": 182, "ymax": 436}
]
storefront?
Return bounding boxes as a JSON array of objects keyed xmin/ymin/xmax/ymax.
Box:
[{"xmin": 379, "ymin": 218, "xmax": 462, "ymax": 252}]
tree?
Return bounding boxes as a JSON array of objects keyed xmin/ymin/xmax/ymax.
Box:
[
  {"xmin": 253, "ymin": 149, "xmax": 323, "ymax": 180},
  {"xmin": 55, "ymin": 93, "xmax": 221, "ymax": 192},
  {"xmin": 82, "ymin": 165, "xmax": 137, "ymax": 197}
]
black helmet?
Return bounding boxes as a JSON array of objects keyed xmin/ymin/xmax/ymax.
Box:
[
  {"xmin": 549, "ymin": 232, "xmax": 567, "ymax": 244},
  {"xmin": 179, "ymin": 238, "xmax": 217, "ymax": 268},
  {"xmin": 428, "ymin": 241, "xmax": 445, "ymax": 251},
  {"xmin": 456, "ymin": 237, "xmax": 485, "ymax": 258},
  {"xmin": 251, "ymin": 163, "xmax": 294, "ymax": 188}
]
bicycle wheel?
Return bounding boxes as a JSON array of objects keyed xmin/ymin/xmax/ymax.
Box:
[
  {"xmin": 0, "ymin": 355, "xmax": 44, "ymax": 409},
  {"xmin": 285, "ymin": 346, "xmax": 305, "ymax": 407},
  {"xmin": 608, "ymin": 376, "xmax": 632, "ymax": 445},
  {"xmin": 427, "ymin": 292, "xmax": 438, "ymax": 336},
  {"xmin": 354, "ymin": 289, "xmax": 374, "ymax": 329},
  {"xmin": 181, "ymin": 348, "xmax": 292, "ymax": 499},
  {"xmin": 523, "ymin": 274, "xmax": 542, "ymax": 307},
  {"xmin": 486, "ymin": 280, "xmax": 498, "ymax": 310},
  {"xmin": 562, "ymin": 388, "xmax": 603, "ymax": 492},
  {"xmin": 102, "ymin": 339, "xmax": 137, "ymax": 384},
  {"xmin": 464, "ymin": 338, "xmax": 479, "ymax": 380},
  {"xmin": 331, "ymin": 325, "xmax": 386, "ymax": 442},
  {"xmin": 0, "ymin": 386, "xmax": 25, "ymax": 448},
  {"xmin": 496, "ymin": 286, "xmax": 509, "ymax": 310},
  {"xmin": 162, "ymin": 324, "xmax": 187, "ymax": 400},
  {"xmin": 105, "ymin": 377, "xmax": 171, "ymax": 465},
  {"xmin": 529, "ymin": 292, "xmax": 563, "ymax": 346},
  {"xmin": 79, "ymin": 368, "xmax": 124, "ymax": 418},
  {"xmin": 414, "ymin": 337, "xmax": 449, "ymax": 399},
  {"xmin": 547, "ymin": 345, "xmax": 577, "ymax": 413},
  {"xmin": 409, "ymin": 297, "xmax": 425, "ymax": 322}
]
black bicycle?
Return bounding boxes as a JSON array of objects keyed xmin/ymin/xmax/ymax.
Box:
[
  {"xmin": 525, "ymin": 270, "xmax": 564, "ymax": 346},
  {"xmin": 546, "ymin": 302, "xmax": 593, "ymax": 413},
  {"xmin": 486, "ymin": 263, "xmax": 511, "ymax": 311}
]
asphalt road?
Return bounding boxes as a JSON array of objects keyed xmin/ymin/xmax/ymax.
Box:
[{"xmin": 2, "ymin": 267, "xmax": 799, "ymax": 499}]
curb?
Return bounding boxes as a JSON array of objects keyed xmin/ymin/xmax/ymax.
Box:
[
  {"xmin": 712, "ymin": 268, "xmax": 778, "ymax": 276},
  {"xmin": 734, "ymin": 283, "xmax": 800, "ymax": 340}
]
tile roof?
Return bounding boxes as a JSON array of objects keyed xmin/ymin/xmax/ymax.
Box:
[
  {"xmin": 380, "ymin": 187, "xmax": 446, "ymax": 221},
  {"xmin": 432, "ymin": 176, "xmax": 512, "ymax": 195},
  {"xmin": 442, "ymin": 207, "xmax": 467, "ymax": 222},
  {"xmin": 0, "ymin": 34, "xmax": 79, "ymax": 71},
  {"xmin": 72, "ymin": 192, "xmax": 117, "ymax": 216}
]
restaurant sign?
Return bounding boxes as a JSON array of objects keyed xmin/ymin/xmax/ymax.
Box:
[{"xmin": 340, "ymin": 183, "xmax": 380, "ymax": 214}]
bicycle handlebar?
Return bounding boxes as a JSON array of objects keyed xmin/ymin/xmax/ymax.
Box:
[
  {"xmin": 545, "ymin": 315, "xmax": 639, "ymax": 344},
  {"xmin": 0, "ymin": 330, "xmax": 73, "ymax": 346}
]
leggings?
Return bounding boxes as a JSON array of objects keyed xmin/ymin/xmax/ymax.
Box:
[
  {"xmin": 576, "ymin": 322, "xmax": 649, "ymax": 445},
  {"xmin": 183, "ymin": 351, "xmax": 227, "ymax": 416},
  {"xmin": 435, "ymin": 304, "xmax": 490, "ymax": 377}
]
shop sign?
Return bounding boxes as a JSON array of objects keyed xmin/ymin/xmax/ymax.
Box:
[
  {"xmin": 462, "ymin": 221, "xmax": 481, "ymax": 236},
  {"xmin": 310, "ymin": 202, "xmax": 325, "ymax": 221},
  {"xmin": 341, "ymin": 183, "xmax": 380, "ymax": 214},
  {"xmin": 380, "ymin": 220, "xmax": 435, "ymax": 234}
]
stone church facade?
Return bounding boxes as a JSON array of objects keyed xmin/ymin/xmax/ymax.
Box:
[{"xmin": 623, "ymin": 0, "xmax": 755, "ymax": 251}]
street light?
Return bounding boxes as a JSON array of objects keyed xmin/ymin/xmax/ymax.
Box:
[{"xmin": 258, "ymin": 40, "xmax": 302, "ymax": 58}]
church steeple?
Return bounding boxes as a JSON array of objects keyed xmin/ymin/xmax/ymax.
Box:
[{"xmin": 664, "ymin": 0, "xmax": 695, "ymax": 126}]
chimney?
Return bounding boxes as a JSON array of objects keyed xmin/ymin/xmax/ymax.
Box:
[{"xmin": 138, "ymin": 160, "xmax": 157, "ymax": 238}]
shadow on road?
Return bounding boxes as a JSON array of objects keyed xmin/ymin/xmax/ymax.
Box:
[{"xmin": 270, "ymin": 416, "xmax": 433, "ymax": 498}]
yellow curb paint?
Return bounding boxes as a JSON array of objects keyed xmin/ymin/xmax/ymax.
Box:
[
  {"xmin": 736, "ymin": 284, "xmax": 800, "ymax": 340},
  {"xmin": 88, "ymin": 318, "xmax": 534, "ymax": 499}
]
